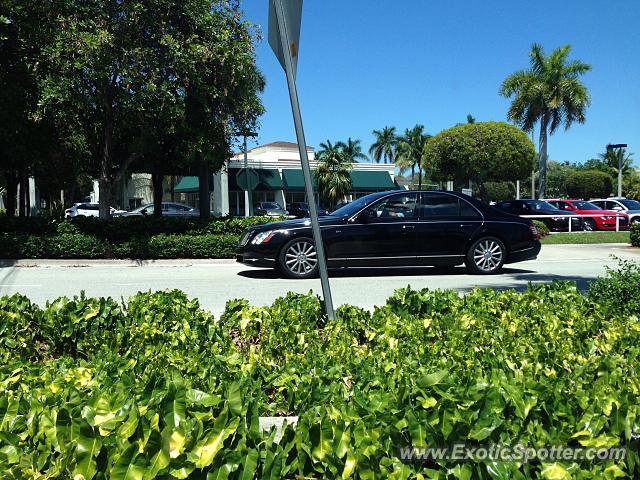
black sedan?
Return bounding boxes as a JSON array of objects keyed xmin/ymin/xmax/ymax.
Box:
[
  {"xmin": 287, "ymin": 202, "xmax": 329, "ymax": 218},
  {"xmin": 495, "ymin": 200, "xmax": 583, "ymax": 231},
  {"xmin": 237, "ymin": 190, "xmax": 541, "ymax": 278}
]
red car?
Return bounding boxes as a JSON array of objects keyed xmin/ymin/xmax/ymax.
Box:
[{"xmin": 546, "ymin": 199, "xmax": 629, "ymax": 231}]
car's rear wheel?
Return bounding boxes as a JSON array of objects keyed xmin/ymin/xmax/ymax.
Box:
[
  {"xmin": 278, "ymin": 237, "xmax": 319, "ymax": 279},
  {"xmin": 465, "ymin": 237, "xmax": 505, "ymax": 275},
  {"xmin": 583, "ymin": 218, "xmax": 596, "ymax": 231}
]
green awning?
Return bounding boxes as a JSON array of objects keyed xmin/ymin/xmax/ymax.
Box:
[
  {"xmin": 173, "ymin": 176, "xmax": 214, "ymax": 193},
  {"xmin": 282, "ymin": 169, "xmax": 315, "ymax": 191},
  {"xmin": 174, "ymin": 176, "xmax": 199, "ymax": 193},
  {"xmin": 228, "ymin": 168, "xmax": 283, "ymax": 191},
  {"xmin": 350, "ymin": 171, "xmax": 397, "ymax": 191}
]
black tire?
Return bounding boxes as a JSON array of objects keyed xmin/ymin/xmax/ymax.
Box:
[
  {"xmin": 465, "ymin": 237, "xmax": 506, "ymax": 275},
  {"xmin": 583, "ymin": 218, "xmax": 596, "ymax": 232},
  {"xmin": 278, "ymin": 237, "xmax": 319, "ymax": 279}
]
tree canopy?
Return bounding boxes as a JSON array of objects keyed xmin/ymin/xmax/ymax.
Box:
[
  {"xmin": 422, "ymin": 122, "xmax": 535, "ymax": 202},
  {"xmin": 565, "ymin": 170, "xmax": 613, "ymax": 199}
]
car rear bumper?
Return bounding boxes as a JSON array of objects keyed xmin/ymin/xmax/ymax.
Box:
[{"xmin": 506, "ymin": 241, "xmax": 541, "ymax": 264}]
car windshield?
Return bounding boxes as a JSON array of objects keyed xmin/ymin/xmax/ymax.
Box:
[
  {"xmin": 526, "ymin": 200, "xmax": 558, "ymax": 211},
  {"xmin": 620, "ymin": 199, "xmax": 640, "ymax": 209},
  {"xmin": 573, "ymin": 201, "xmax": 600, "ymax": 210},
  {"xmin": 330, "ymin": 194, "xmax": 381, "ymax": 217},
  {"xmin": 261, "ymin": 202, "xmax": 282, "ymax": 209},
  {"xmin": 133, "ymin": 204, "xmax": 153, "ymax": 213}
]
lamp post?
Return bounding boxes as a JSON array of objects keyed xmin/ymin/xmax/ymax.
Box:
[
  {"xmin": 607, "ymin": 143, "xmax": 627, "ymax": 198},
  {"xmin": 240, "ymin": 131, "xmax": 258, "ymax": 216}
]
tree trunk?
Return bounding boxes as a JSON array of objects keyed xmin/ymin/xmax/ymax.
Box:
[
  {"xmin": 4, "ymin": 171, "xmax": 18, "ymax": 217},
  {"xmin": 478, "ymin": 182, "xmax": 489, "ymax": 204},
  {"xmin": 170, "ymin": 176, "xmax": 175, "ymax": 202},
  {"xmin": 418, "ymin": 166, "xmax": 422, "ymax": 190},
  {"xmin": 19, "ymin": 171, "xmax": 28, "ymax": 217},
  {"xmin": 537, "ymin": 115, "xmax": 549, "ymax": 200},
  {"xmin": 152, "ymin": 172, "xmax": 163, "ymax": 217},
  {"xmin": 410, "ymin": 165, "xmax": 415, "ymax": 189},
  {"xmin": 198, "ymin": 161, "xmax": 210, "ymax": 219},
  {"xmin": 99, "ymin": 99, "xmax": 114, "ymax": 220}
]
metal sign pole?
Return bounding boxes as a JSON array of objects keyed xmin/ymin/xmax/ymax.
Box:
[
  {"xmin": 244, "ymin": 135, "xmax": 250, "ymax": 217},
  {"xmin": 272, "ymin": 0, "xmax": 335, "ymax": 320}
]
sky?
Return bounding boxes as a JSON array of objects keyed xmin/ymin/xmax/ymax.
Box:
[{"xmin": 240, "ymin": 0, "xmax": 640, "ymax": 166}]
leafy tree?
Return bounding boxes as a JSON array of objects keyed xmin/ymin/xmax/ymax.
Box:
[
  {"xmin": 500, "ymin": 44, "xmax": 591, "ymax": 199},
  {"xmin": 545, "ymin": 160, "xmax": 578, "ymax": 198},
  {"xmin": 565, "ymin": 170, "xmax": 613, "ymax": 199},
  {"xmin": 369, "ymin": 126, "xmax": 397, "ymax": 164},
  {"xmin": 314, "ymin": 148, "xmax": 352, "ymax": 209},
  {"xmin": 336, "ymin": 137, "xmax": 367, "ymax": 163},
  {"xmin": 480, "ymin": 181, "xmax": 516, "ymax": 202},
  {"xmin": 466, "ymin": 114, "xmax": 476, "ymax": 124},
  {"xmin": 395, "ymin": 125, "xmax": 431, "ymax": 190},
  {"xmin": 39, "ymin": 0, "xmax": 264, "ymax": 219},
  {"xmin": 580, "ymin": 157, "xmax": 613, "ymax": 174},
  {"xmin": 422, "ymin": 122, "xmax": 535, "ymax": 202}
]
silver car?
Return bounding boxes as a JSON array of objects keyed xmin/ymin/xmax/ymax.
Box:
[{"xmin": 119, "ymin": 202, "xmax": 200, "ymax": 217}]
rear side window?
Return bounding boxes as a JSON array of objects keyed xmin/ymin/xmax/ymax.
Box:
[
  {"xmin": 419, "ymin": 194, "xmax": 480, "ymax": 218},
  {"xmin": 80, "ymin": 204, "xmax": 99, "ymax": 210}
]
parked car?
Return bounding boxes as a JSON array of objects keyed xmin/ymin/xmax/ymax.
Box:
[
  {"xmin": 590, "ymin": 198, "xmax": 640, "ymax": 225},
  {"xmin": 118, "ymin": 202, "xmax": 199, "ymax": 217},
  {"xmin": 64, "ymin": 203, "xmax": 125, "ymax": 218},
  {"xmin": 237, "ymin": 190, "xmax": 541, "ymax": 278},
  {"xmin": 254, "ymin": 202, "xmax": 288, "ymax": 217},
  {"xmin": 545, "ymin": 199, "xmax": 629, "ymax": 231},
  {"xmin": 287, "ymin": 202, "xmax": 328, "ymax": 218},
  {"xmin": 495, "ymin": 199, "xmax": 584, "ymax": 231}
]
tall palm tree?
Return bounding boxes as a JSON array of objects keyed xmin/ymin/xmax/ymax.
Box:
[
  {"xmin": 500, "ymin": 44, "xmax": 591, "ymax": 199},
  {"xmin": 395, "ymin": 125, "xmax": 431, "ymax": 190},
  {"xmin": 336, "ymin": 137, "xmax": 367, "ymax": 163},
  {"xmin": 369, "ymin": 126, "xmax": 397, "ymax": 164},
  {"xmin": 314, "ymin": 147, "xmax": 352, "ymax": 209},
  {"xmin": 316, "ymin": 140, "xmax": 341, "ymax": 160}
]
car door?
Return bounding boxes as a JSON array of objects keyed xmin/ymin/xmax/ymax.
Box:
[
  {"xmin": 415, "ymin": 193, "xmax": 482, "ymax": 263},
  {"xmin": 333, "ymin": 193, "xmax": 420, "ymax": 267}
]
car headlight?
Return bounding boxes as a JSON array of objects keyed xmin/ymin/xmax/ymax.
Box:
[{"xmin": 251, "ymin": 230, "xmax": 279, "ymax": 245}]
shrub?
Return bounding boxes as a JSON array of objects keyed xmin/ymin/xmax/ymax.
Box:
[
  {"xmin": 565, "ymin": 169, "xmax": 613, "ymax": 198},
  {"xmin": 481, "ymin": 181, "xmax": 516, "ymax": 202},
  {"xmin": 631, "ymin": 222, "xmax": 640, "ymax": 247},
  {"xmin": 532, "ymin": 219, "xmax": 550, "ymax": 239},
  {"xmin": 147, "ymin": 234, "xmax": 239, "ymax": 258},
  {"xmin": 49, "ymin": 234, "xmax": 108, "ymax": 258},
  {"xmin": 588, "ymin": 258, "xmax": 640, "ymax": 316}
]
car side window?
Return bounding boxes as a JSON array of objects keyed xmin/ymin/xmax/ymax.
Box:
[
  {"xmin": 419, "ymin": 193, "xmax": 472, "ymax": 218},
  {"xmin": 366, "ymin": 194, "xmax": 418, "ymax": 220}
]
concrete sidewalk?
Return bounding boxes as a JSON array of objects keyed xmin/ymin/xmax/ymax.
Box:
[{"xmin": 0, "ymin": 258, "xmax": 238, "ymax": 268}]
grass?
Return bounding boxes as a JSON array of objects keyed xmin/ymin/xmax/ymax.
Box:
[{"xmin": 541, "ymin": 231, "xmax": 631, "ymax": 244}]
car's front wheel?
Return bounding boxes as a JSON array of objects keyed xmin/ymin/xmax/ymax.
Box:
[
  {"xmin": 465, "ymin": 237, "xmax": 505, "ymax": 275},
  {"xmin": 278, "ymin": 237, "xmax": 319, "ymax": 279}
]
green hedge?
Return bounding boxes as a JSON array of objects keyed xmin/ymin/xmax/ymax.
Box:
[
  {"xmin": 1, "ymin": 269, "xmax": 639, "ymax": 478},
  {"xmin": 532, "ymin": 220, "xmax": 550, "ymax": 239},
  {"xmin": 0, "ymin": 216, "xmax": 275, "ymax": 258},
  {"xmin": 0, "ymin": 232, "xmax": 239, "ymax": 259},
  {"xmin": 631, "ymin": 222, "xmax": 640, "ymax": 247}
]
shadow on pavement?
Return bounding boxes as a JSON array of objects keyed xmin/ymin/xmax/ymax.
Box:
[{"xmin": 237, "ymin": 266, "xmax": 537, "ymax": 280}]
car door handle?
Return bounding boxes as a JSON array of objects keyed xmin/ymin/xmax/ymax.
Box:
[{"xmin": 402, "ymin": 225, "xmax": 415, "ymax": 230}]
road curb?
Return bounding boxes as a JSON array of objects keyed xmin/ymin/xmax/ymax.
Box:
[{"xmin": 0, "ymin": 258, "xmax": 238, "ymax": 268}]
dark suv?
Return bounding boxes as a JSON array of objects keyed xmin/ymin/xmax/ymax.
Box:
[{"xmin": 496, "ymin": 199, "xmax": 584, "ymax": 231}]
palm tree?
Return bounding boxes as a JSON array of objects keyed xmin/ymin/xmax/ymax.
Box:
[
  {"xmin": 314, "ymin": 147, "xmax": 352, "ymax": 209},
  {"xmin": 336, "ymin": 137, "xmax": 367, "ymax": 163},
  {"xmin": 601, "ymin": 148, "xmax": 634, "ymax": 197},
  {"xmin": 369, "ymin": 126, "xmax": 397, "ymax": 164},
  {"xmin": 500, "ymin": 44, "xmax": 591, "ymax": 199},
  {"xmin": 395, "ymin": 125, "xmax": 431, "ymax": 190},
  {"xmin": 466, "ymin": 114, "xmax": 476, "ymax": 124},
  {"xmin": 316, "ymin": 140, "xmax": 341, "ymax": 160}
]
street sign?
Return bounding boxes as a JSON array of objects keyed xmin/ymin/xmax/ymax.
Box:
[
  {"xmin": 268, "ymin": 0, "xmax": 302, "ymax": 77},
  {"xmin": 236, "ymin": 168, "xmax": 259, "ymax": 191}
]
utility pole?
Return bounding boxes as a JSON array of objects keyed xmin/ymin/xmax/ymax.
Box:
[{"xmin": 607, "ymin": 143, "xmax": 628, "ymax": 198}]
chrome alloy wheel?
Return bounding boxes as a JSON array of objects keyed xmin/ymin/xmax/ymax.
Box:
[
  {"xmin": 473, "ymin": 239, "xmax": 503, "ymax": 272},
  {"xmin": 284, "ymin": 240, "xmax": 318, "ymax": 275}
]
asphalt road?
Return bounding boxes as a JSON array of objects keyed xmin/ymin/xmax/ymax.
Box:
[{"xmin": 1, "ymin": 243, "xmax": 638, "ymax": 318}]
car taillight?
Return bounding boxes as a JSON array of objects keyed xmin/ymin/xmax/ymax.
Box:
[{"xmin": 529, "ymin": 223, "xmax": 538, "ymax": 240}]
